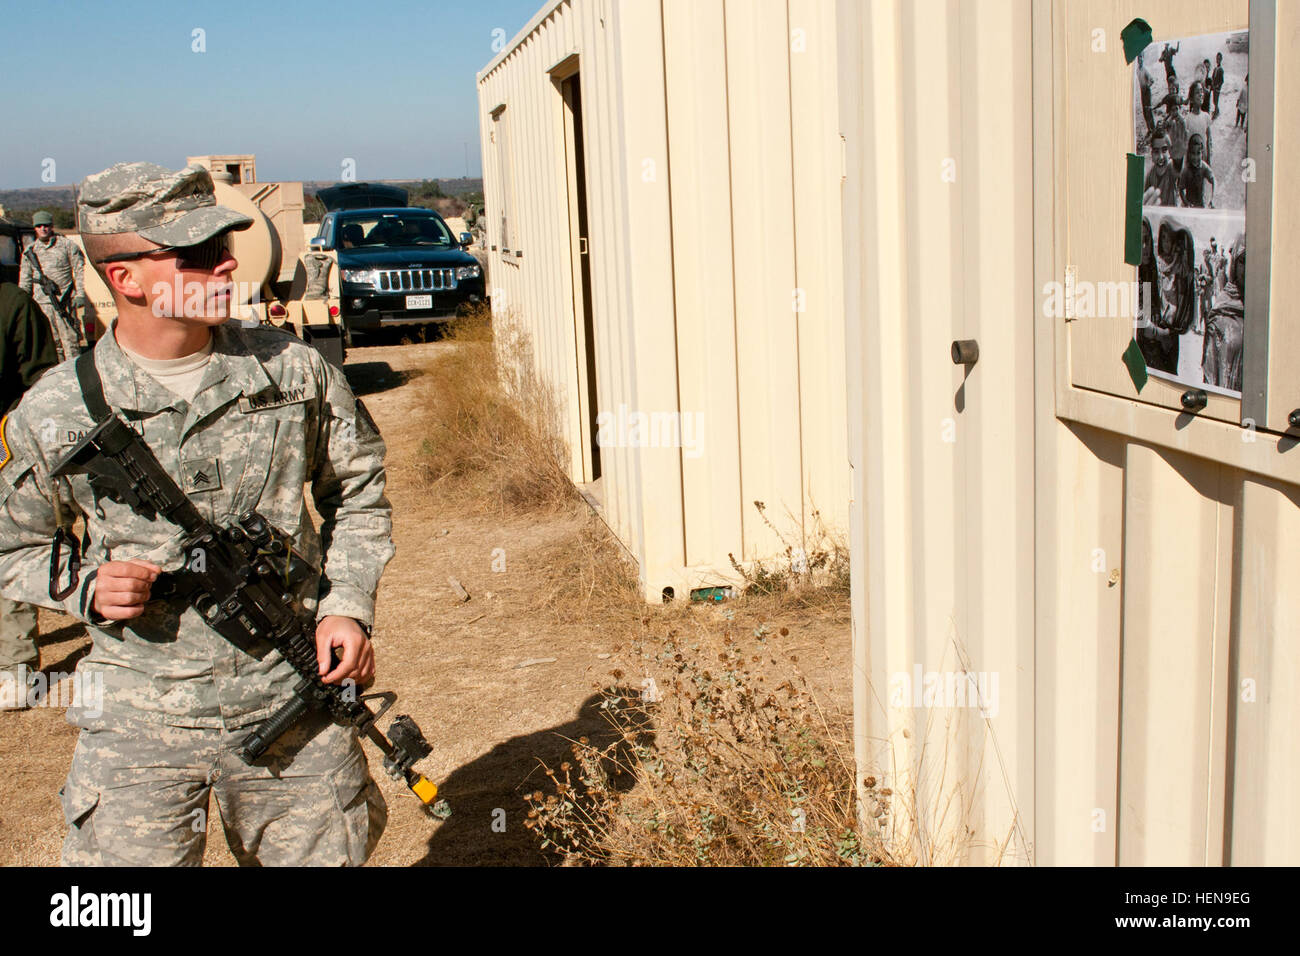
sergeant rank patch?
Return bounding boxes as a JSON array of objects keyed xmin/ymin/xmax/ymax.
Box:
[{"xmin": 182, "ymin": 457, "xmax": 221, "ymax": 492}]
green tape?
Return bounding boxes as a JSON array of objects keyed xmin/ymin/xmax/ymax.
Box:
[
  {"xmin": 1122, "ymin": 338, "xmax": 1149, "ymax": 393},
  {"xmin": 1125, "ymin": 153, "xmax": 1144, "ymax": 265},
  {"xmin": 1121, "ymin": 18, "xmax": 1152, "ymax": 64}
]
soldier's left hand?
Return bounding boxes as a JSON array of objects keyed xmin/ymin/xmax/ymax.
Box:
[{"xmin": 315, "ymin": 615, "xmax": 375, "ymax": 686}]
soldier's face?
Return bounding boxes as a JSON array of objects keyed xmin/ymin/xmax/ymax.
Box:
[
  {"xmin": 133, "ymin": 242, "xmax": 239, "ymax": 323},
  {"xmin": 34, "ymin": 223, "xmax": 53, "ymax": 240}
]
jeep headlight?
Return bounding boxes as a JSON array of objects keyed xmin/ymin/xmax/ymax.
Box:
[
  {"xmin": 455, "ymin": 264, "xmax": 482, "ymax": 280},
  {"xmin": 341, "ymin": 269, "xmax": 378, "ymax": 287}
]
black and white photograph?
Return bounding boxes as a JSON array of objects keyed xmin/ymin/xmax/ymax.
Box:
[
  {"xmin": 1136, "ymin": 206, "xmax": 1246, "ymax": 397},
  {"xmin": 1134, "ymin": 29, "xmax": 1249, "ymax": 210}
]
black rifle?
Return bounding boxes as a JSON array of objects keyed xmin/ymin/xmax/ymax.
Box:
[{"xmin": 49, "ymin": 413, "xmax": 438, "ymax": 806}]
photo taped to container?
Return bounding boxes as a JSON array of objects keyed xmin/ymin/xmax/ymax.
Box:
[
  {"xmin": 1133, "ymin": 29, "xmax": 1248, "ymax": 211},
  {"xmin": 1135, "ymin": 206, "xmax": 1246, "ymax": 398}
]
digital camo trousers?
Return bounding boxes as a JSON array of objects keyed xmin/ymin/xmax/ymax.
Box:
[
  {"xmin": 0, "ymin": 596, "xmax": 38, "ymax": 671},
  {"xmin": 33, "ymin": 298, "xmax": 83, "ymax": 363},
  {"xmin": 59, "ymin": 711, "xmax": 388, "ymax": 866}
]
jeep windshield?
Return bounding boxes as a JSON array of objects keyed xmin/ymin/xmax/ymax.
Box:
[{"xmin": 337, "ymin": 212, "xmax": 454, "ymax": 249}]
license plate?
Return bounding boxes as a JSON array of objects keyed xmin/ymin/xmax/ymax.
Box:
[{"xmin": 405, "ymin": 294, "xmax": 432, "ymax": 310}]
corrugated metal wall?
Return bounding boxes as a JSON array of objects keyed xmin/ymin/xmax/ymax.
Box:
[
  {"xmin": 477, "ymin": 0, "xmax": 849, "ymax": 600},
  {"xmin": 839, "ymin": 0, "xmax": 1038, "ymax": 866},
  {"xmin": 478, "ymin": 0, "xmax": 647, "ymax": 570},
  {"xmin": 841, "ymin": 0, "xmax": 1300, "ymax": 866},
  {"xmin": 481, "ymin": 0, "xmax": 1299, "ymax": 865},
  {"xmin": 1038, "ymin": 0, "xmax": 1300, "ymax": 867}
]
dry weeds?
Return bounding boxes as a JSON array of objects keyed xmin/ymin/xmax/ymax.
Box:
[
  {"xmin": 416, "ymin": 311, "xmax": 877, "ymax": 865},
  {"xmin": 522, "ymin": 615, "xmax": 887, "ymax": 866},
  {"xmin": 416, "ymin": 306, "xmax": 575, "ymax": 515}
]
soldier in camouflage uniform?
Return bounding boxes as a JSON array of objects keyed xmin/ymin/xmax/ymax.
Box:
[
  {"xmin": 0, "ymin": 163, "xmax": 393, "ymax": 865},
  {"xmin": 18, "ymin": 211, "xmax": 86, "ymax": 362},
  {"xmin": 0, "ymin": 283, "xmax": 58, "ymax": 709}
]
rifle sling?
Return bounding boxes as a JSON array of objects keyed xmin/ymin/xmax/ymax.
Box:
[{"xmin": 74, "ymin": 349, "xmax": 112, "ymax": 423}]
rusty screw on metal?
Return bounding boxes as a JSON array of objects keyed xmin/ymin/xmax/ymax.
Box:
[
  {"xmin": 951, "ymin": 339, "xmax": 979, "ymax": 366},
  {"xmin": 1181, "ymin": 389, "xmax": 1209, "ymax": 411}
]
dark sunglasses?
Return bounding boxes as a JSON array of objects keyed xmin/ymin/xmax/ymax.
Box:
[{"xmin": 96, "ymin": 232, "xmax": 231, "ymax": 271}]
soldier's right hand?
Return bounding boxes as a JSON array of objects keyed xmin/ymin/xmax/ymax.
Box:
[{"xmin": 92, "ymin": 560, "xmax": 162, "ymax": 620}]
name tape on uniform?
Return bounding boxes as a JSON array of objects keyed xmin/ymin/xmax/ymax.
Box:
[{"xmin": 237, "ymin": 384, "xmax": 315, "ymax": 413}]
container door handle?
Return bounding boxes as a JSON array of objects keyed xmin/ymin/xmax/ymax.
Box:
[{"xmin": 951, "ymin": 339, "xmax": 979, "ymax": 366}]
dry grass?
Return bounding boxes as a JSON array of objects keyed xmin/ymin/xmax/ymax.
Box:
[
  {"xmin": 520, "ymin": 607, "xmax": 886, "ymax": 866},
  {"xmin": 727, "ymin": 501, "xmax": 851, "ymax": 616},
  {"xmin": 506, "ymin": 508, "xmax": 879, "ymax": 866},
  {"xmin": 417, "ymin": 308, "xmax": 881, "ymax": 866},
  {"xmin": 416, "ymin": 306, "xmax": 575, "ymax": 514}
]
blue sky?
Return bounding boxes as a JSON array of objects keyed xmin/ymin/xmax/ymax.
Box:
[{"xmin": 0, "ymin": 0, "xmax": 543, "ymax": 188}]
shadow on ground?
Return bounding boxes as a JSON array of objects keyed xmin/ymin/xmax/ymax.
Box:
[
  {"xmin": 344, "ymin": 362, "xmax": 426, "ymax": 397},
  {"xmin": 35, "ymin": 624, "xmax": 85, "ymax": 651},
  {"xmin": 416, "ymin": 688, "xmax": 653, "ymax": 866},
  {"xmin": 35, "ymin": 623, "xmax": 90, "ymax": 675},
  {"xmin": 350, "ymin": 325, "xmax": 453, "ymax": 350}
]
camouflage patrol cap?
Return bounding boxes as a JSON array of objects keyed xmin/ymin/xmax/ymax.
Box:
[
  {"xmin": 31, "ymin": 211, "xmax": 53, "ymax": 226},
  {"xmin": 77, "ymin": 162, "xmax": 252, "ymax": 244}
]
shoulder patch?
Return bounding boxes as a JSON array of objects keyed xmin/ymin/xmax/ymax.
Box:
[{"xmin": 0, "ymin": 415, "xmax": 9, "ymax": 470}]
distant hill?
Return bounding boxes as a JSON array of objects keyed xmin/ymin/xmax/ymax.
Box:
[
  {"xmin": 0, "ymin": 184, "xmax": 76, "ymax": 215},
  {"xmin": 0, "ymin": 177, "xmax": 483, "ymax": 225}
]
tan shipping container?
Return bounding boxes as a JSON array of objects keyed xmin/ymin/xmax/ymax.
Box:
[
  {"xmin": 485, "ymin": 0, "xmax": 1299, "ymax": 865},
  {"xmin": 477, "ymin": 0, "xmax": 850, "ymax": 602},
  {"xmin": 841, "ymin": 0, "xmax": 1298, "ymax": 865}
]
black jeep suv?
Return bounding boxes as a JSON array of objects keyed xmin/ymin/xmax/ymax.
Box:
[{"xmin": 312, "ymin": 183, "xmax": 484, "ymax": 331}]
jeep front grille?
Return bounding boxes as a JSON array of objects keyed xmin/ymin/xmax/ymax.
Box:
[{"xmin": 376, "ymin": 268, "xmax": 456, "ymax": 292}]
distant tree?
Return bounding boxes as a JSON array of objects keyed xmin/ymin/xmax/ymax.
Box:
[
  {"xmin": 414, "ymin": 179, "xmax": 445, "ymax": 200},
  {"xmin": 14, "ymin": 206, "xmax": 75, "ymax": 229},
  {"xmin": 303, "ymin": 195, "xmax": 326, "ymax": 224}
]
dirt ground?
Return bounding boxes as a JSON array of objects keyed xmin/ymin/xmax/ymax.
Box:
[{"xmin": 0, "ymin": 334, "xmax": 852, "ymax": 866}]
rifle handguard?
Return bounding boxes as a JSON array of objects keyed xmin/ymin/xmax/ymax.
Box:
[{"xmin": 239, "ymin": 695, "xmax": 311, "ymax": 762}]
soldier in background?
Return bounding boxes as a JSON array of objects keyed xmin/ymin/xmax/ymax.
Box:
[
  {"xmin": 0, "ymin": 282, "xmax": 58, "ymax": 710},
  {"xmin": 0, "ymin": 163, "xmax": 392, "ymax": 865},
  {"xmin": 18, "ymin": 211, "xmax": 86, "ymax": 362}
]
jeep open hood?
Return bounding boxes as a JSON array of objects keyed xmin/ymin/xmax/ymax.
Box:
[
  {"xmin": 317, "ymin": 182, "xmax": 409, "ymax": 211},
  {"xmin": 336, "ymin": 246, "xmax": 477, "ymax": 267}
]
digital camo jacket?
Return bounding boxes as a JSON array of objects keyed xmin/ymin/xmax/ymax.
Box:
[{"xmin": 0, "ymin": 322, "xmax": 394, "ymax": 730}]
